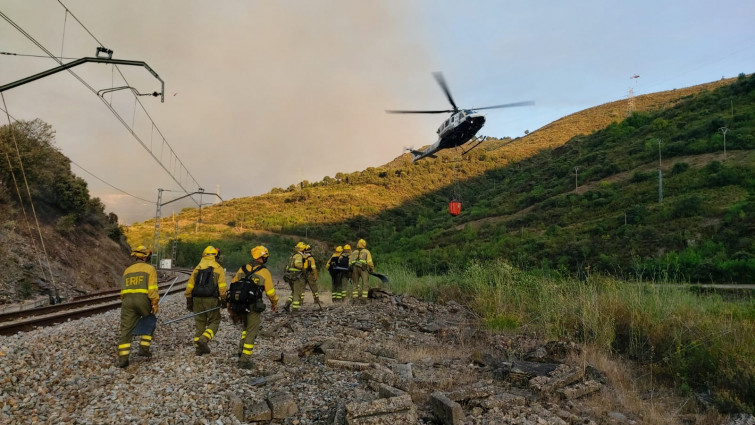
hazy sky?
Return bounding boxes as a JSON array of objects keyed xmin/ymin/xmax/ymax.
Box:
[{"xmin": 1, "ymin": 1, "xmax": 753, "ymax": 224}]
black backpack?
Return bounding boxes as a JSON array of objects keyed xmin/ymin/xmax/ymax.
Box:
[
  {"xmin": 227, "ymin": 265, "xmax": 265, "ymax": 313},
  {"xmin": 336, "ymin": 254, "xmax": 350, "ymax": 271},
  {"xmin": 191, "ymin": 267, "xmax": 218, "ymax": 297},
  {"xmin": 328, "ymin": 256, "xmax": 340, "ymax": 274}
]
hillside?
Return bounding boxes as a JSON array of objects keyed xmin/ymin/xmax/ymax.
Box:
[
  {"xmin": 126, "ymin": 75, "xmax": 753, "ymax": 282},
  {"xmin": 0, "ymin": 120, "xmax": 132, "ymax": 305}
]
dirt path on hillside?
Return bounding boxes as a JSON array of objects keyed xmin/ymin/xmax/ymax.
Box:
[{"xmin": 456, "ymin": 150, "xmax": 752, "ymax": 231}]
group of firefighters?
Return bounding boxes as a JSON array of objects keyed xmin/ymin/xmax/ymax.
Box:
[
  {"xmin": 283, "ymin": 238, "xmax": 374, "ymax": 312},
  {"xmin": 118, "ymin": 239, "xmax": 375, "ymax": 370}
]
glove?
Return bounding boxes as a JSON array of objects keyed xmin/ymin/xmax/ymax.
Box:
[
  {"xmin": 151, "ymin": 301, "xmax": 159, "ymax": 315},
  {"xmin": 219, "ymin": 298, "xmax": 227, "ymax": 309},
  {"xmin": 186, "ymin": 297, "xmax": 193, "ymax": 312}
]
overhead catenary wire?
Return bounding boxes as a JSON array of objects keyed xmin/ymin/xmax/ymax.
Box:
[
  {"xmin": 54, "ymin": 1, "xmax": 201, "ymax": 201},
  {"xmin": 0, "ymin": 8, "xmax": 202, "ymax": 205}
]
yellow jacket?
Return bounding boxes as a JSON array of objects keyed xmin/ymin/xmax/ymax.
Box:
[
  {"xmin": 232, "ymin": 264, "xmax": 279, "ymax": 307},
  {"xmin": 349, "ymin": 248, "xmax": 374, "ymax": 271},
  {"xmin": 121, "ymin": 261, "xmax": 159, "ymax": 302},
  {"xmin": 185, "ymin": 257, "xmax": 227, "ymax": 299}
]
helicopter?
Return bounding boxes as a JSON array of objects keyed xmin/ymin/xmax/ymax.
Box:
[{"xmin": 387, "ymin": 72, "xmax": 533, "ymax": 162}]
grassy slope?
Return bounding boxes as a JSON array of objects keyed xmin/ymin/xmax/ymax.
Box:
[{"xmin": 126, "ymin": 76, "xmax": 751, "ymax": 280}]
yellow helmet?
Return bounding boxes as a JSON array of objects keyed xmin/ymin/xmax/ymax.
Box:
[
  {"xmin": 335, "ymin": 246, "xmax": 343, "ymax": 253},
  {"xmin": 203, "ymin": 245, "xmax": 219, "ymax": 257},
  {"xmin": 357, "ymin": 239, "xmax": 367, "ymax": 249},
  {"xmin": 304, "ymin": 244, "xmax": 312, "ymax": 252},
  {"xmin": 131, "ymin": 245, "xmax": 151, "ymax": 260},
  {"xmin": 295, "ymin": 241, "xmax": 306, "ymax": 251},
  {"xmin": 251, "ymin": 245, "xmax": 269, "ymax": 261},
  {"xmin": 343, "ymin": 244, "xmax": 351, "ymax": 251}
]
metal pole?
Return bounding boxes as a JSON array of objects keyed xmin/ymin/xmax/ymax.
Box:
[
  {"xmin": 574, "ymin": 167, "xmax": 579, "ymax": 193},
  {"xmin": 158, "ymin": 277, "xmax": 179, "ymax": 305},
  {"xmin": 719, "ymin": 127, "xmax": 728, "ymax": 161},
  {"xmin": 152, "ymin": 188, "xmax": 163, "ymax": 267},
  {"xmin": 163, "ymin": 307, "xmax": 221, "ymax": 325},
  {"xmin": 658, "ymin": 139, "xmax": 663, "ymax": 204}
]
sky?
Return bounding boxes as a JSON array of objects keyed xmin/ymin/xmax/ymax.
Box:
[{"xmin": 1, "ymin": 0, "xmax": 753, "ymax": 224}]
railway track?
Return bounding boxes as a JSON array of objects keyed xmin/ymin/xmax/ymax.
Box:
[{"xmin": 0, "ymin": 269, "xmax": 192, "ymax": 336}]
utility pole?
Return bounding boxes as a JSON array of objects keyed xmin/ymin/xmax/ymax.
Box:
[
  {"xmin": 657, "ymin": 139, "xmax": 663, "ymax": 204},
  {"xmin": 574, "ymin": 167, "xmax": 580, "ymax": 193},
  {"xmin": 719, "ymin": 127, "xmax": 728, "ymax": 161},
  {"xmin": 153, "ymin": 188, "xmax": 223, "ymax": 268}
]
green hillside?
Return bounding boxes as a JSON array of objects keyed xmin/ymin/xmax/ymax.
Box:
[{"xmin": 127, "ymin": 74, "xmax": 754, "ymax": 283}]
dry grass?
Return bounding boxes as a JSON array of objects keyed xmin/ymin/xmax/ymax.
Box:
[{"xmin": 574, "ymin": 346, "xmax": 725, "ymax": 425}]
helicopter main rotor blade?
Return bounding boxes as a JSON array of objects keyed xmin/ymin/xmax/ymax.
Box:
[
  {"xmin": 432, "ymin": 72, "xmax": 459, "ymax": 113},
  {"xmin": 385, "ymin": 109, "xmax": 455, "ymax": 114},
  {"xmin": 472, "ymin": 101, "xmax": 535, "ymax": 111}
]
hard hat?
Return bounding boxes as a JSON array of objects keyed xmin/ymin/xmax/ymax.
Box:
[
  {"xmin": 336, "ymin": 246, "xmax": 343, "ymax": 253},
  {"xmin": 295, "ymin": 241, "xmax": 306, "ymax": 251},
  {"xmin": 251, "ymin": 245, "xmax": 269, "ymax": 261},
  {"xmin": 304, "ymin": 244, "xmax": 312, "ymax": 252},
  {"xmin": 131, "ymin": 245, "xmax": 151, "ymax": 260},
  {"xmin": 203, "ymin": 246, "xmax": 219, "ymax": 257},
  {"xmin": 343, "ymin": 244, "xmax": 351, "ymax": 251},
  {"xmin": 357, "ymin": 239, "xmax": 367, "ymax": 249}
]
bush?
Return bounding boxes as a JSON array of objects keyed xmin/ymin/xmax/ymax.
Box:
[
  {"xmin": 56, "ymin": 214, "xmax": 77, "ymax": 233},
  {"xmin": 671, "ymin": 162, "xmax": 690, "ymax": 175}
]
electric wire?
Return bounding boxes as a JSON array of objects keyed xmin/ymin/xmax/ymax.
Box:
[
  {"xmin": 54, "ymin": 1, "xmax": 201, "ymax": 201},
  {"xmin": 0, "ymin": 9, "xmax": 201, "ymax": 205},
  {"xmin": 1, "ymin": 92, "xmax": 57, "ymax": 290},
  {"xmin": 0, "ymin": 121, "xmax": 45, "ymax": 274},
  {"xmin": 69, "ymin": 159, "xmax": 154, "ymax": 204},
  {"xmin": 1, "ymin": 96, "xmax": 155, "ymax": 205},
  {"xmin": 59, "ymin": 9, "xmax": 68, "ymax": 61},
  {"xmin": 0, "ymin": 51, "xmax": 79, "ymax": 60}
]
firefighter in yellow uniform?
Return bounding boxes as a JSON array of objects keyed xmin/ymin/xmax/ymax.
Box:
[
  {"xmin": 228, "ymin": 246, "xmax": 278, "ymax": 369},
  {"xmin": 326, "ymin": 246, "xmax": 343, "ymax": 303},
  {"xmin": 349, "ymin": 239, "xmax": 374, "ymax": 302},
  {"xmin": 118, "ymin": 245, "xmax": 159, "ymax": 368},
  {"xmin": 185, "ymin": 246, "xmax": 227, "ymax": 355},
  {"xmin": 283, "ymin": 242, "xmax": 306, "ymax": 312},
  {"xmin": 301, "ymin": 244, "xmax": 320, "ymax": 308},
  {"xmin": 339, "ymin": 244, "xmax": 352, "ymax": 302}
]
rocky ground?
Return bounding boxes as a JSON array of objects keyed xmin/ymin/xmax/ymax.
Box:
[{"xmin": 0, "ymin": 282, "xmax": 750, "ymax": 425}]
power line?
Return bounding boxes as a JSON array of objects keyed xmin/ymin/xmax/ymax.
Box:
[
  {"xmin": 69, "ymin": 160, "xmax": 154, "ymax": 204},
  {"xmin": 0, "ymin": 8, "xmax": 202, "ymax": 205},
  {"xmin": 55, "ymin": 1, "xmax": 200, "ymax": 198},
  {"xmin": 0, "ymin": 103, "xmax": 152, "ymax": 204},
  {"xmin": 1, "ymin": 51, "xmax": 79, "ymax": 60},
  {"xmin": 1, "ymin": 93, "xmax": 58, "ymax": 291}
]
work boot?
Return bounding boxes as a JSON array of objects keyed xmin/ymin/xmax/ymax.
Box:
[
  {"xmin": 238, "ymin": 356, "xmax": 254, "ymax": 370},
  {"xmin": 283, "ymin": 300, "xmax": 291, "ymax": 312},
  {"xmin": 117, "ymin": 357, "xmax": 129, "ymax": 368},
  {"xmin": 197, "ymin": 336, "xmax": 211, "ymax": 355},
  {"xmin": 137, "ymin": 346, "xmax": 152, "ymax": 357}
]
